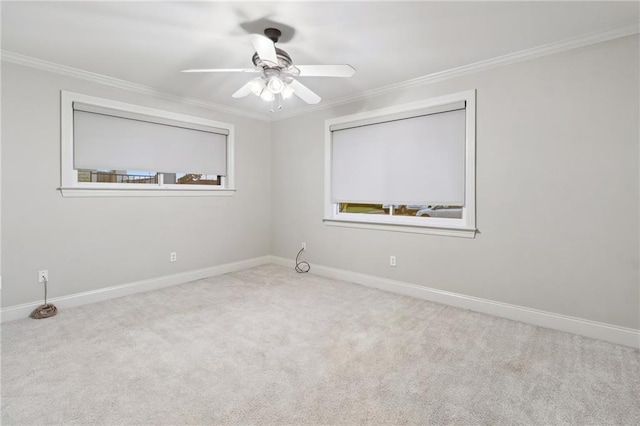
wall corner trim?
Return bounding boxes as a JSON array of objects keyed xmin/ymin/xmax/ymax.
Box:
[
  {"xmin": 0, "ymin": 256, "xmax": 272, "ymax": 323},
  {"xmin": 268, "ymin": 256, "xmax": 640, "ymax": 349}
]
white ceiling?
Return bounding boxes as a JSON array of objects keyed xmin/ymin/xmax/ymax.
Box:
[{"xmin": 2, "ymin": 1, "xmax": 638, "ymax": 118}]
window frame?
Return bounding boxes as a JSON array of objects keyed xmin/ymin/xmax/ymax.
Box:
[
  {"xmin": 60, "ymin": 91, "xmax": 235, "ymax": 197},
  {"xmin": 324, "ymin": 90, "xmax": 476, "ymax": 238}
]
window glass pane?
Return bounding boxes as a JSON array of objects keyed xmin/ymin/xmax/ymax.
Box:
[
  {"xmin": 414, "ymin": 205, "xmax": 463, "ymax": 219},
  {"xmin": 338, "ymin": 203, "xmax": 387, "ymax": 215},
  {"xmin": 385, "ymin": 204, "xmax": 427, "ymax": 216},
  {"xmin": 77, "ymin": 169, "xmax": 158, "ymax": 184},
  {"xmin": 163, "ymin": 173, "xmax": 220, "ymax": 186}
]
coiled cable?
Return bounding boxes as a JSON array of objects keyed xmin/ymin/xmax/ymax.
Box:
[
  {"xmin": 295, "ymin": 247, "xmax": 310, "ymax": 273},
  {"xmin": 32, "ymin": 276, "xmax": 57, "ymax": 319}
]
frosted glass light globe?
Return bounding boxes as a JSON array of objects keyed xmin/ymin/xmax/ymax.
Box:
[
  {"xmin": 260, "ymin": 90, "xmax": 275, "ymax": 101},
  {"xmin": 282, "ymin": 85, "xmax": 294, "ymax": 99},
  {"xmin": 266, "ymin": 76, "xmax": 285, "ymax": 94},
  {"xmin": 250, "ymin": 78, "xmax": 265, "ymax": 96}
]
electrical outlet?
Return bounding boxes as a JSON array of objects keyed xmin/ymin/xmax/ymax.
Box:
[
  {"xmin": 38, "ymin": 270, "xmax": 49, "ymax": 283},
  {"xmin": 390, "ymin": 256, "xmax": 397, "ymax": 267},
  {"xmin": 170, "ymin": 252, "xmax": 177, "ymax": 262},
  {"xmin": 302, "ymin": 242, "xmax": 306, "ymax": 250}
]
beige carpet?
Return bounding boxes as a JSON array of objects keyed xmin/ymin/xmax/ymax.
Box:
[{"xmin": 2, "ymin": 264, "xmax": 639, "ymax": 425}]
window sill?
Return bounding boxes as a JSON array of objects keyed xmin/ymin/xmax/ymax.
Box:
[
  {"xmin": 59, "ymin": 187, "xmax": 236, "ymax": 198},
  {"xmin": 323, "ymin": 218, "xmax": 477, "ymax": 238}
]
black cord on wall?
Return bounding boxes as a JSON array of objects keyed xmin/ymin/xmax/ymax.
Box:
[{"xmin": 295, "ymin": 247, "xmax": 310, "ymax": 273}]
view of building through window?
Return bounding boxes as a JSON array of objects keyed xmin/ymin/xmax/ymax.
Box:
[
  {"xmin": 77, "ymin": 169, "xmax": 219, "ymax": 185},
  {"xmin": 164, "ymin": 173, "xmax": 220, "ymax": 185}
]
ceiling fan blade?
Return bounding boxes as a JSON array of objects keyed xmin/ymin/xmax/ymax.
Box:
[
  {"xmin": 250, "ymin": 34, "xmax": 278, "ymax": 66},
  {"xmin": 232, "ymin": 81, "xmax": 255, "ymax": 98},
  {"xmin": 289, "ymin": 79, "xmax": 321, "ymax": 104},
  {"xmin": 182, "ymin": 68, "xmax": 258, "ymax": 73},
  {"xmin": 296, "ymin": 65, "xmax": 356, "ymax": 77}
]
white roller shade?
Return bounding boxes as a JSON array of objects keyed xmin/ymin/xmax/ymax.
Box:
[
  {"xmin": 73, "ymin": 105, "xmax": 227, "ymax": 175},
  {"xmin": 331, "ymin": 108, "xmax": 466, "ymax": 205},
  {"xmin": 330, "ymin": 101, "xmax": 466, "ymax": 132}
]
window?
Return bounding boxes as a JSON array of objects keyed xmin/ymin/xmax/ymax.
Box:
[
  {"xmin": 60, "ymin": 91, "xmax": 235, "ymax": 197},
  {"xmin": 324, "ymin": 90, "xmax": 476, "ymax": 238}
]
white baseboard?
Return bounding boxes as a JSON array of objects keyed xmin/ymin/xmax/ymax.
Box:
[
  {"xmin": 0, "ymin": 256, "xmax": 271, "ymax": 323},
  {"xmin": 4, "ymin": 255, "xmax": 638, "ymax": 349},
  {"xmin": 269, "ymin": 256, "xmax": 640, "ymax": 349}
]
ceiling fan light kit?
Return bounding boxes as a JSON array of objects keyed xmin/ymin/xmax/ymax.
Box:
[
  {"xmin": 266, "ymin": 74, "xmax": 284, "ymax": 94},
  {"xmin": 183, "ymin": 27, "xmax": 355, "ymax": 111}
]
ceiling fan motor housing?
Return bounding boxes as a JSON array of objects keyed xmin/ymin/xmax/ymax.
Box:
[{"xmin": 252, "ymin": 48, "xmax": 293, "ymax": 69}]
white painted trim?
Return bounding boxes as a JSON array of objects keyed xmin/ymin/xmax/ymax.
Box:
[
  {"xmin": 323, "ymin": 219, "xmax": 476, "ymax": 238},
  {"xmin": 1, "ymin": 50, "xmax": 271, "ymax": 122},
  {"xmin": 60, "ymin": 90, "xmax": 236, "ymax": 195},
  {"xmin": 274, "ymin": 23, "xmax": 640, "ymax": 121},
  {"xmin": 324, "ymin": 90, "xmax": 476, "ymax": 237},
  {"xmin": 58, "ymin": 187, "xmax": 236, "ymax": 198},
  {"xmin": 0, "ymin": 256, "xmax": 271, "ymax": 323},
  {"xmin": 4, "ymin": 256, "xmax": 638, "ymax": 348},
  {"xmin": 269, "ymin": 256, "xmax": 640, "ymax": 349}
]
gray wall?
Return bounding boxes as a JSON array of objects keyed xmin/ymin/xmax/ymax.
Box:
[
  {"xmin": 2, "ymin": 62, "xmax": 272, "ymax": 307},
  {"xmin": 3, "ymin": 35, "xmax": 638, "ymax": 331},
  {"xmin": 271, "ymin": 35, "xmax": 640, "ymax": 329}
]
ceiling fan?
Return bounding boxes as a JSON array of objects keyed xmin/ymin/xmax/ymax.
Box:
[{"xmin": 182, "ymin": 28, "xmax": 355, "ymax": 110}]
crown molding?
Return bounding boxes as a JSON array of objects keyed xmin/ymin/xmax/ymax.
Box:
[
  {"xmin": 2, "ymin": 23, "xmax": 638, "ymax": 123},
  {"xmin": 0, "ymin": 50, "xmax": 272, "ymax": 122},
  {"xmin": 273, "ymin": 22, "xmax": 640, "ymax": 121}
]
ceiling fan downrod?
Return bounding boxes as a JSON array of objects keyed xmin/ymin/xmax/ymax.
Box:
[{"xmin": 263, "ymin": 28, "xmax": 282, "ymax": 43}]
